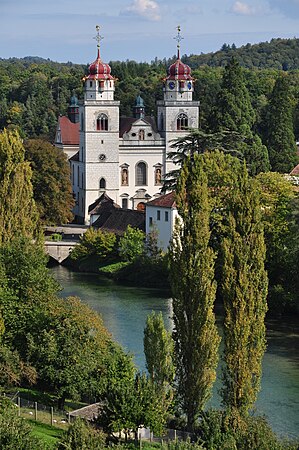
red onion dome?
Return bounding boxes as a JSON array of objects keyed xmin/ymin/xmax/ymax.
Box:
[
  {"xmin": 85, "ymin": 49, "xmax": 114, "ymax": 80},
  {"xmin": 166, "ymin": 58, "xmax": 193, "ymax": 81}
]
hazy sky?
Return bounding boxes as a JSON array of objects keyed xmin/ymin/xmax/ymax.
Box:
[{"xmin": 0, "ymin": 0, "xmax": 298, "ymax": 64}]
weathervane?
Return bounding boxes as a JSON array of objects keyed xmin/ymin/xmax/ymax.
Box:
[
  {"xmin": 174, "ymin": 25, "xmax": 183, "ymax": 59},
  {"xmin": 93, "ymin": 25, "xmax": 104, "ymax": 56}
]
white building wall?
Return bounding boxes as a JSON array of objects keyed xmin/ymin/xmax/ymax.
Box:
[{"xmin": 146, "ymin": 205, "xmax": 179, "ymax": 252}]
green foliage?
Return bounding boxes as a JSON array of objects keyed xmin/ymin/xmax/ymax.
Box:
[
  {"xmin": 48, "ymin": 233, "xmax": 62, "ymax": 242},
  {"xmin": 221, "ymin": 166, "xmax": 268, "ymax": 414},
  {"xmin": 256, "ymin": 172, "xmax": 298, "ymax": 313},
  {"xmin": 119, "ymin": 225, "xmax": 145, "ymax": 262},
  {"xmin": 56, "ymin": 418, "xmax": 105, "ymax": 450},
  {"xmin": 70, "ymin": 228, "xmax": 117, "ymax": 263},
  {"xmin": 0, "ymin": 129, "xmax": 39, "ymax": 243},
  {"xmin": 212, "ymin": 58, "xmax": 270, "ymax": 175},
  {"xmin": 0, "ymin": 398, "xmax": 45, "ymax": 449},
  {"xmin": 102, "ymin": 372, "xmax": 169, "ymax": 436},
  {"xmin": 24, "ymin": 139, "xmax": 74, "ymax": 225},
  {"xmin": 264, "ymin": 75, "xmax": 298, "ymax": 172},
  {"xmin": 197, "ymin": 410, "xmax": 298, "ymax": 450},
  {"xmin": 169, "ymin": 154, "xmax": 220, "ymax": 430},
  {"xmin": 144, "ymin": 311, "xmax": 174, "ymax": 387}
]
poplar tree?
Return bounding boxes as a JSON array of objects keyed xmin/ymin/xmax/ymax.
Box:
[
  {"xmin": 265, "ymin": 75, "xmax": 298, "ymax": 173},
  {"xmin": 144, "ymin": 311, "xmax": 174, "ymax": 387},
  {"xmin": 213, "ymin": 57, "xmax": 270, "ymax": 175},
  {"xmin": 221, "ymin": 165, "xmax": 268, "ymax": 416},
  {"xmin": 0, "ymin": 129, "xmax": 39, "ymax": 243},
  {"xmin": 169, "ymin": 154, "xmax": 220, "ymax": 431}
]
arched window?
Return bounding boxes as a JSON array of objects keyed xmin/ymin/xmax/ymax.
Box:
[
  {"xmin": 177, "ymin": 113, "xmax": 188, "ymax": 130},
  {"xmin": 99, "ymin": 177, "xmax": 106, "ymax": 190},
  {"xmin": 97, "ymin": 114, "xmax": 108, "ymax": 131},
  {"xmin": 121, "ymin": 168, "xmax": 129, "ymax": 186},
  {"xmin": 139, "ymin": 129, "xmax": 145, "ymax": 140},
  {"xmin": 136, "ymin": 162, "xmax": 147, "ymax": 186}
]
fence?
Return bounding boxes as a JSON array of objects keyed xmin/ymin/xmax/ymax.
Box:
[{"xmin": 4, "ymin": 392, "xmax": 69, "ymax": 429}]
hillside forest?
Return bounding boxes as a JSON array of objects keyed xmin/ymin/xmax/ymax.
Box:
[{"xmin": 0, "ymin": 37, "xmax": 299, "ymax": 150}]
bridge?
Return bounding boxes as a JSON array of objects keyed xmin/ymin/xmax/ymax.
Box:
[
  {"xmin": 44, "ymin": 240, "xmax": 78, "ymax": 263},
  {"xmin": 44, "ymin": 225, "xmax": 88, "ymax": 263}
]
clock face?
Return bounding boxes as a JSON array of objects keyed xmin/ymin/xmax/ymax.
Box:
[
  {"xmin": 187, "ymin": 81, "xmax": 192, "ymax": 90},
  {"xmin": 99, "ymin": 153, "xmax": 106, "ymax": 161},
  {"xmin": 169, "ymin": 81, "xmax": 175, "ymax": 90}
]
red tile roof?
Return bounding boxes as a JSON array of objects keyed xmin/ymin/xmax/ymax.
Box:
[
  {"xmin": 59, "ymin": 116, "xmax": 79, "ymax": 145},
  {"xmin": 146, "ymin": 191, "xmax": 176, "ymax": 208}
]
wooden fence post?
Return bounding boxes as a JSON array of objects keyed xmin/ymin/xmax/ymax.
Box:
[
  {"xmin": 51, "ymin": 407, "xmax": 54, "ymax": 426},
  {"xmin": 17, "ymin": 397, "xmax": 21, "ymax": 417},
  {"xmin": 34, "ymin": 402, "xmax": 38, "ymax": 421}
]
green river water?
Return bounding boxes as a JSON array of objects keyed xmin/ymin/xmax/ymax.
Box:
[{"xmin": 51, "ymin": 265, "xmax": 299, "ymax": 440}]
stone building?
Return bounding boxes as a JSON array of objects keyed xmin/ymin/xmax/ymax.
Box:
[{"xmin": 55, "ymin": 28, "xmax": 199, "ymax": 224}]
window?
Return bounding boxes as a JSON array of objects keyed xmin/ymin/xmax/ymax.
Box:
[
  {"xmin": 97, "ymin": 113, "xmax": 108, "ymax": 131},
  {"xmin": 177, "ymin": 113, "xmax": 188, "ymax": 130},
  {"xmin": 139, "ymin": 129, "xmax": 145, "ymax": 140},
  {"xmin": 77, "ymin": 166, "xmax": 79, "ymax": 187},
  {"xmin": 136, "ymin": 162, "xmax": 147, "ymax": 186},
  {"xmin": 165, "ymin": 211, "xmax": 169, "ymax": 222},
  {"xmin": 149, "ymin": 217, "xmax": 153, "ymax": 226},
  {"xmin": 122, "ymin": 198, "xmax": 128, "ymax": 209},
  {"xmin": 81, "ymin": 173, "xmax": 84, "ymax": 189},
  {"xmin": 99, "ymin": 177, "xmax": 106, "ymax": 190},
  {"xmin": 157, "ymin": 210, "xmax": 161, "ymax": 221},
  {"xmin": 121, "ymin": 168, "xmax": 129, "ymax": 186},
  {"xmin": 81, "ymin": 113, "xmax": 84, "ymax": 131},
  {"xmin": 89, "ymin": 81, "xmax": 92, "ymax": 88},
  {"xmin": 137, "ymin": 202, "xmax": 145, "ymax": 211}
]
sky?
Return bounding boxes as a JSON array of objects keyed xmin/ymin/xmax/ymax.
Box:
[{"xmin": 0, "ymin": 0, "xmax": 298, "ymax": 64}]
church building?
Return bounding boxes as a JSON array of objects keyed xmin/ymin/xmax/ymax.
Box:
[{"xmin": 55, "ymin": 27, "xmax": 199, "ymax": 224}]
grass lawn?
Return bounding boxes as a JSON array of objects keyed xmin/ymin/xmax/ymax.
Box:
[{"xmin": 29, "ymin": 420, "xmax": 65, "ymax": 448}]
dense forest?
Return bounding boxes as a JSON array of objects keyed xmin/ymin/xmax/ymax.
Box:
[{"xmin": 0, "ymin": 38, "xmax": 299, "ymax": 143}]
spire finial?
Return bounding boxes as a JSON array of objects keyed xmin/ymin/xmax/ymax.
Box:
[
  {"xmin": 93, "ymin": 25, "xmax": 104, "ymax": 58},
  {"xmin": 174, "ymin": 25, "xmax": 183, "ymax": 59}
]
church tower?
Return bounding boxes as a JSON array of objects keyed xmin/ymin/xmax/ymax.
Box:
[
  {"xmin": 77, "ymin": 25, "xmax": 120, "ymax": 223},
  {"xmin": 157, "ymin": 26, "xmax": 200, "ymax": 173}
]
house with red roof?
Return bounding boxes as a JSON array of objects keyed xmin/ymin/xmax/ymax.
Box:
[{"xmin": 145, "ymin": 191, "xmax": 179, "ymax": 251}]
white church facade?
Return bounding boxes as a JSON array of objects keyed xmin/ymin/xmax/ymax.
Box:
[{"xmin": 55, "ymin": 28, "xmax": 199, "ymax": 224}]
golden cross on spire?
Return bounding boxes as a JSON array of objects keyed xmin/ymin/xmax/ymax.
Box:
[
  {"xmin": 174, "ymin": 25, "xmax": 183, "ymax": 59},
  {"xmin": 93, "ymin": 25, "xmax": 104, "ymax": 53}
]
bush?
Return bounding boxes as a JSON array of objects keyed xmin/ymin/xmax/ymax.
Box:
[{"xmin": 56, "ymin": 418, "xmax": 105, "ymax": 450}]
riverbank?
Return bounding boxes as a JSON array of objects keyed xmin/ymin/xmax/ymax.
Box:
[{"xmin": 62, "ymin": 254, "xmax": 171, "ymax": 290}]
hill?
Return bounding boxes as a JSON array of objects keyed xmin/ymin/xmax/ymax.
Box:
[{"xmin": 180, "ymin": 38, "xmax": 299, "ymax": 70}]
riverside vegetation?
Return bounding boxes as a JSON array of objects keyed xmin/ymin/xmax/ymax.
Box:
[
  {"xmin": 0, "ymin": 41, "xmax": 299, "ymax": 447},
  {"xmin": 0, "ymin": 129, "xmax": 298, "ymax": 449}
]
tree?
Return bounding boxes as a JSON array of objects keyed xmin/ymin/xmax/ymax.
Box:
[
  {"xmin": 212, "ymin": 58, "xmax": 270, "ymax": 175},
  {"xmin": 70, "ymin": 228, "xmax": 117, "ymax": 263},
  {"xmin": 0, "ymin": 129, "xmax": 39, "ymax": 243},
  {"xmin": 265, "ymin": 75, "xmax": 298, "ymax": 172},
  {"xmin": 169, "ymin": 154, "xmax": 220, "ymax": 430},
  {"xmin": 24, "ymin": 139, "xmax": 74, "ymax": 225},
  {"xmin": 144, "ymin": 311, "xmax": 174, "ymax": 387},
  {"xmin": 221, "ymin": 165, "xmax": 268, "ymax": 416},
  {"xmin": 119, "ymin": 225, "xmax": 145, "ymax": 262},
  {"xmin": 0, "ymin": 398, "xmax": 44, "ymax": 449},
  {"xmin": 57, "ymin": 418, "xmax": 105, "ymax": 450}
]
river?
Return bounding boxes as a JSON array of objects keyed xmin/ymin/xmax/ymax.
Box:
[{"xmin": 51, "ymin": 265, "xmax": 299, "ymax": 440}]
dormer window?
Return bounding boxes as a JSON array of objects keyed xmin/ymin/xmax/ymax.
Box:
[
  {"xmin": 177, "ymin": 113, "xmax": 188, "ymax": 131},
  {"xmin": 97, "ymin": 113, "xmax": 108, "ymax": 131}
]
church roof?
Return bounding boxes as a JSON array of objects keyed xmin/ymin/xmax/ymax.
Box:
[
  {"xmin": 119, "ymin": 116, "xmax": 158, "ymax": 137},
  {"xmin": 58, "ymin": 116, "xmax": 80, "ymax": 145},
  {"xmin": 93, "ymin": 209, "xmax": 145, "ymax": 235},
  {"xmin": 88, "ymin": 192, "xmax": 120, "ymax": 214},
  {"xmin": 146, "ymin": 191, "xmax": 176, "ymax": 208}
]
